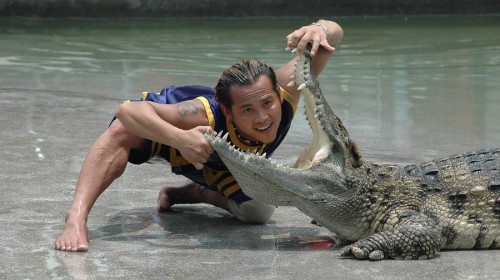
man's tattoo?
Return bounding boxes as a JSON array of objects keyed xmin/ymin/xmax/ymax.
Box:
[{"xmin": 177, "ymin": 101, "xmax": 200, "ymax": 118}]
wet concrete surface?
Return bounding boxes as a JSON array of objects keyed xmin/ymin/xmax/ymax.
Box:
[{"xmin": 1, "ymin": 17, "xmax": 500, "ymax": 279}]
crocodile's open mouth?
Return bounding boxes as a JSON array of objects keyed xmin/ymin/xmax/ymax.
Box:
[{"xmin": 204, "ymin": 46, "xmax": 363, "ymax": 208}]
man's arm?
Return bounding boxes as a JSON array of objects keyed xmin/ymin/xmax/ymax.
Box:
[
  {"xmin": 276, "ymin": 20, "xmax": 344, "ymax": 102},
  {"xmin": 115, "ymin": 99, "xmax": 214, "ymax": 170}
]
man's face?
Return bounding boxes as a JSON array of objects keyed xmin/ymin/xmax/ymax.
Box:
[{"xmin": 223, "ymin": 75, "xmax": 283, "ymax": 144}]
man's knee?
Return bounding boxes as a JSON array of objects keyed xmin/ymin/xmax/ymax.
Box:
[
  {"xmin": 107, "ymin": 119, "xmax": 129, "ymax": 138},
  {"xmin": 228, "ymin": 199, "xmax": 275, "ymax": 224}
]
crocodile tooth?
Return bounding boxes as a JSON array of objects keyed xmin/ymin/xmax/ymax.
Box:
[
  {"xmin": 285, "ymin": 46, "xmax": 291, "ymax": 51},
  {"xmin": 291, "ymin": 48, "xmax": 297, "ymax": 54},
  {"xmin": 297, "ymin": 83, "xmax": 307, "ymax": 90},
  {"xmin": 290, "ymin": 74, "xmax": 295, "ymax": 79},
  {"xmin": 287, "ymin": 80, "xmax": 296, "ymax": 87},
  {"xmin": 222, "ymin": 132, "xmax": 229, "ymax": 141}
]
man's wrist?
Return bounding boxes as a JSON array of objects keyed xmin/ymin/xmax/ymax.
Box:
[{"xmin": 310, "ymin": 21, "xmax": 329, "ymax": 41}]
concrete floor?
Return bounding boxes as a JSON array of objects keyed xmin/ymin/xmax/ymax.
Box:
[{"xmin": 0, "ymin": 88, "xmax": 499, "ymax": 279}]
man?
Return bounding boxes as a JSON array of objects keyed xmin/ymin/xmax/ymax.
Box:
[{"xmin": 55, "ymin": 19, "xmax": 344, "ymax": 252}]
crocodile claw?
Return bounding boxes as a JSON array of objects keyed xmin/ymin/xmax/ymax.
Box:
[{"xmin": 339, "ymin": 244, "xmax": 385, "ymax": 261}]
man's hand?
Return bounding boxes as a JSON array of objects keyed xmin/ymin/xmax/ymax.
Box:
[
  {"xmin": 176, "ymin": 126, "xmax": 216, "ymax": 170},
  {"xmin": 286, "ymin": 22, "xmax": 336, "ymax": 56}
]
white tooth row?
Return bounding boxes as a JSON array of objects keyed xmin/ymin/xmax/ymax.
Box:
[
  {"xmin": 287, "ymin": 72, "xmax": 312, "ymax": 90},
  {"xmin": 208, "ymin": 130, "xmax": 292, "ymax": 170},
  {"xmin": 283, "ymin": 48, "xmax": 313, "ymax": 92},
  {"xmin": 209, "ymin": 131, "xmax": 259, "ymax": 154}
]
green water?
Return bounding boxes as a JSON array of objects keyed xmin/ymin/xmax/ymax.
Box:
[{"xmin": 1, "ymin": 16, "xmax": 499, "ymax": 163}]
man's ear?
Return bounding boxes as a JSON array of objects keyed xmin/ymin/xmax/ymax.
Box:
[{"xmin": 221, "ymin": 104, "xmax": 233, "ymax": 122}]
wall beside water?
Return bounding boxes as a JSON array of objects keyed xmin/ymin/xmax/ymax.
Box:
[{"xmin": 1, "ymin": 0, "xmax": 499, "ymax": 17}]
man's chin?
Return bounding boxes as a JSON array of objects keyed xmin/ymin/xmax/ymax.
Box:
[{"xmin": 257, "ymin": 132, "xmax": 277, "ymax": 144}]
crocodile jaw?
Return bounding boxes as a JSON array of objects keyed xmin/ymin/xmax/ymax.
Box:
[
  {"xmin": 293, "ymin": 52, "xmax": 333, "ymax": 170},
  {"xmin": 204, "ymin": 46, "xmax": 369, "ymax": 237}
]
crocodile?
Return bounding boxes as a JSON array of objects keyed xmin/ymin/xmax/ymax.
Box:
[{"xmin": 204, "ymin": 47, "xmax": 500, "ymax": 260}]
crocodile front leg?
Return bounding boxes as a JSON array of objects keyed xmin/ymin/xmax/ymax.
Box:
[{"xmin": 338, "ymin": 210, "xmax": 443, "ymax": 260}]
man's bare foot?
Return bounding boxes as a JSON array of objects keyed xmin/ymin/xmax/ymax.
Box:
[
  {"xmin": 157, "ymin": 182, "xmax": 203, "ymax": 212},
  {"xmin": 157, "ymin": 182, "xmax": 229, "ymax": 212},
  {"xmin": 54, "ymin": 214, "xmax": 90, "ymax": 252}
]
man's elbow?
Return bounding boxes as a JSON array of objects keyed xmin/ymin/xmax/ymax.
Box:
[
  {"xmin": 115, "ymin": 101, "xmax": 133, "ymax": 121},
  {"xmin": 330, "ymin": 21, "xmax": 344, "ymax": 48}
]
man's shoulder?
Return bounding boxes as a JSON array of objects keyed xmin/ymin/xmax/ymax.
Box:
[
  {"xmin": 170, "ymin": 85, "xmax": 215, "ymax": 96},
  {"xmin": 279, "ymin": 85, "xmax": 298, "ymax": 114}
]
